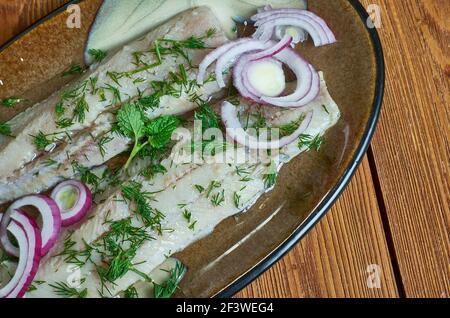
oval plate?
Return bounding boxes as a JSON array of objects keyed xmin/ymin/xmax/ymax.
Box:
[{"xmin": 0, "ymin": 0, "xmax": 383, "ymax": 297}]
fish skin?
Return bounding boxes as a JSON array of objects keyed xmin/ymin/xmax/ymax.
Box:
[
  {"xmin": 25, "ymin": 75, "xmax": 340, "ymax": 298},
  {"xmin": 0, "ymin": 7, "xmax": 228, "ymax": 183}
]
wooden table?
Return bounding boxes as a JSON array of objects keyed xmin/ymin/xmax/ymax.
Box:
[{"xmin": 0, "ymin": 0, "xmax": 448, "ymax": 298}]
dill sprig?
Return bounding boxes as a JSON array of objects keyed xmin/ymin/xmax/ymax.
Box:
[
  {"xmin": 48, "ymin": 281, "xmax": 88, "ymax": 298},
  {"xmin": 124, "ymin": 286, "xmax": 139, "ymax": 298},
  {"xmin": 211, "ymin": 189, "xmax": 225, "ymax": 207},
  {"xmin": 154, "ymin": 262, "xmax": 186, "ymax": 298},
  {"xmin": 89, "ymin": 49, "xmax": 108, "ymax": 63},
  {"xmin": 32, "ymin": 131, "xmax": 53, "ymax": 151},
  {"xmin": 95, "ymin": 218, "xmax": 152, "ymax": 292},
  {"xmin": 298, "ymin": 134, "xmax": 325, "ymax": 151},
  {"xmin": 1, "ymin": 96, "xmax": 25, "ymax": 107},
  {"xmin": 62, "ymin": 64, "xmax": 83, "ymax": 77}
]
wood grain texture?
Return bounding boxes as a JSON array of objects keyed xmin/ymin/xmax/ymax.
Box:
[
  {"xmin": 358, "ymin": 0, "xmax": 450, "ymax": 298},
  {"xmin": 236, "ymin": 158, "xmax": 399, "ymax": 298}
]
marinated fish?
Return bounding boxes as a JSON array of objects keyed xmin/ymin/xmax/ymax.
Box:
[
  {"xmin": 26, "ymin": 74, "xmax": 339, "ymax": 297},
  {"xmin": 0, "ymin": 7, "xmax": 227, "ymax": 183}
]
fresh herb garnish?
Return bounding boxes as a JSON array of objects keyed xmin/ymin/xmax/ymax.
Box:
[
  {"xmin": 298, "ymin": 134, "xmax": 324, "ymax": 151},
  {"xmin": 95, "ymin": 218, "xmax": 152, "ymax": 291},
  {"xmin": 32, "ymin": 131, "xmax": 53, "ymax": 151},
  {"xmin": 121, "ymin": 182, "xmax": 164, "ymax": 233},
  {"xmin": 0, "ymin": 122, "xmax": 11, "ymax": 136},
  {"xmin": 98, "ymin": 135, "xmax": 114, "ymax": 158},
  {"xmin": 124, "ymin": 286, "xmax": 139, "ymax": 298},
  {"xmin": 194, "ymin": 185, "xmax": 205, "ymax": 193},
  {"xmin": 140, "ymin": 163, "xmax": 167, "ymax": 179},
  {"xmin": 72, "ymin": 161, "xmax": 100, "ymax": 191},
  {"xmin": 233, "ymin": 192, "xmax": 241, "ymax": 209},
  {"xmin": 89, "ymin": 49, "xmax": 108, "ymax": 63},
  {"xmin": 322, "ymin": 104, "xmax": 330, "ymax": 114},
  {"xmin": 48, "ymin": 281, "xmax": 87, "ymax": 298},
  {"xmin": 154, "ymin": 262, "xmax": 186, "ymax": 298},
  {"xmin": 1, "ymin": 96, "xmax": 24, "ymax": 107},
  {"xmin": 63, "ymin": 64, "xmax": 83, "ymax": 77},
  {"xmin": 278, "ymin": 114, "xmax": 306, "ymax": 137}
]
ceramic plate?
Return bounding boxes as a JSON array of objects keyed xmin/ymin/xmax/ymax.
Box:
[{"xmin": 0, "ymin": 0, "xmax": 383, "ymax": 297}]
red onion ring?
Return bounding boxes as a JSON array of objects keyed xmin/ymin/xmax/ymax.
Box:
[
  {"xmin": 0, "ymin": 195, "xmax": 61, "ymax": 257},
  {"xmin": 260, "ymin": 51, "xmax": 320, "ymax": 107},
  {"xmin": 242, "ymin": 57, "xmax": 284, "ymax": 97},
  {"xmin": 251, "ymin": 9, "xmax": 336, "ymax": 45},
  {"xmin": 6, "ymin": 210, "xmax": 41, "ymax": 298},
  {"xmin": 221, "ymin": 101, "xmax": 313, "ymax": 149},
  {"xmin": 214, "ymin": 39, "xmax": 272, "ymax": 88},
  {"xmin": 0, "ymin": 210, "xmax": 41, "ymax": 298},
  {"xmin": 51, "ymin": 179, "xmax": 92, "ymax": 227},
  {"xmin": 234, "ymin": 46, "xmax": 318, "ymax": 107},
  {"xmin": 197, "ymin": 38, "xmax": 250, "ymax": 85},
  {"xmin": 232, "ymin": 36, "xmax": 295, "ymax": 103}
]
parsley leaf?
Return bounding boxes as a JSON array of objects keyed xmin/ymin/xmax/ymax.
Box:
[
  {"xmin": 117, "ymin": 103, "xmax": 144, "ymax": 139},
  {"xmin": 62, "ymin": 64, "xmax": 83, "ymax": 77},
  {"xmin": 145, "ymin": 116, "xmax": 180, "ymax": 149}
]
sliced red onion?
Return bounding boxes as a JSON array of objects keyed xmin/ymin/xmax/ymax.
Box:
[
  {"xmin": 260, "ymin": 51, "xmax": 320, "ymax": 107},
  {"xmin": 256, "ymin": 17, "xmax": 326, "ymax": 45},
  {"xmin": 214, "ymin": 39, "xmax": 272, "ymax": 88},
  {"xmin": 221, "ymin": 101, "xmax": 313, "ymax": 149},
  {"xmin": 6, "ymin": 210, "xmax": 41, "ymax": 298},
  {"xmin": 0, "ymin": 222, "xmax": 27, "ymax": 298},
  {"xmin": 0, "ymin": 195, "xmax": 61, "ymax": 257},
  {"xmin": 51, "ymin": 180, "xmax": 92, "ymax": 227},
  {"xmin": 234, "ymin": 46, "xmax": 318, "ymax": 107},
  {"xmin": 197, "ymin": 39, "xmax": 250, "ymax": 85},
  {"xmin": 232, "ymin": 36, "xmax": 294, "ymax": 103},
  {"xmin": 251, "ymin": 8, "xmax": 336, "ymax": 46}
]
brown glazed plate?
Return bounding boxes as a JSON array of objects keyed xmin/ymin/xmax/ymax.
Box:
[{"xmin": 0, "ymin": 0, "xmax": 384, "ymax": 297}]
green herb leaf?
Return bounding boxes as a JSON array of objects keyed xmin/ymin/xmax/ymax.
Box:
[
  {"xmin": 145, "ymin": 116, "xmax": 180, "ymax": 149},
  {"xmin": 117, "ymin": 103, "xmax": 144, "ymax": 139},
  {"xmin": 88, "ymin": 48, "xmax": 108, "ymax": 62},
  {"xmin": 32, "ymin": 131, "xmax": 52, "ymax": 151},
  {"xmin": 63, "ymin": 64, "xmax": 83, "ymax": 77},
  {"xmin": 1, "ymin": 97, "xmax": 24, "ymax": 107},
  {"xmin": 154, "ymin": 262, "xmax": 186, "ymax": 298},
  {"xmin": 49, "ymin": 281, "xmax": 87, "ymax": 298},
  {"xmin": 0, "ymin": 122, "xmax": 12, "ymax": 136}
]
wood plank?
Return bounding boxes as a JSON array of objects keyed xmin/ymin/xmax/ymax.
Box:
[
  {"xmin": 236, "ymin": 158, "xmax": 399, "ymax": 297},
  {"xmin": 359, "ymin": 0, "xmax": 450, "ymax": 298},
  {"xmin": 0, "ymin": 0, "xmax": 68, "ymax": 45},
  {"xmin": 0, "ymin": 0, "xmax": 400, "ymax": 298}
]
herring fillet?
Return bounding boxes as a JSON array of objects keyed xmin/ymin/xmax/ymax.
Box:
[
  {"xmin": 26, "ymin": 75, "xmax": 340, "ymax": 297},
  {"xmin": 0, "ymin": 7, "xmax": 228, "ymax": 182}
]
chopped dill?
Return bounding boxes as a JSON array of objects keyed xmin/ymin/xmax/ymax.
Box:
[
  {"xmin": 211, "ymin": 189, "xmax": 225, "ymax": 207},
  {"xmin": 298, "ymin": 134, "xmax": 324, "ymax": 151},
  {"xmin": 62, "ymin": 64, "xmax": 83, "ymax": 77},
  {"xmin": 49, "ymin": 281, "xmax": 87, "ymax": 298},
  {"xmin": 1, "ymin": 96, "xmax": 24, "ymax": 107},
  {"xmin": 154, "ymin": 262, "xmax": 186, "ymax": 298}
]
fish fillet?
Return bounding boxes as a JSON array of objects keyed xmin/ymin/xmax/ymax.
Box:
[
  {"xmin": 0, "ymin": 7, "xmax": 228, "ymax": 183},
  {"xmin": 25, "ymin": 74, "xmax": 340, "ymax": 297}
]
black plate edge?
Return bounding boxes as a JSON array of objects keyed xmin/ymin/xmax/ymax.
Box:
[
  {"xmin": 216, "ymin": 0, "xmax": 385, "ymax": 298},
  {"xmin": 0, "ymin": 0, "xmax": 82, "ymax": 52}
]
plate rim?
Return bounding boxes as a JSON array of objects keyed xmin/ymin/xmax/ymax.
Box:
[
  {"xmin": 216, "ymin": 0, "xmax": 385, "ymax": 298},
  {"xmin": 0, "ymin": 0, "xmax": 384, "ymax": 298}
]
